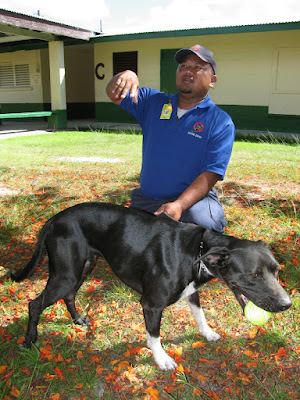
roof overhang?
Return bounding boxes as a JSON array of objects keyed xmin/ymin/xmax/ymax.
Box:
[{"xmin": 0, "ymin": 8, "xmax": 99, "ymax": 46}]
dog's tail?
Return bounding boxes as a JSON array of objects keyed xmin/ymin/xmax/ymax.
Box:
[{"xmin": 11, "ymin": 218, "xmax": 52, "ymax": 282}]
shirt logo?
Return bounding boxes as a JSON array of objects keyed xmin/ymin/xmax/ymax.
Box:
[
  {"xmin": 193, "ymin": 122, "xmax": 204, "ymax": 132},
  {"xmin": 187, "ymin": 122, "xmax": 204, "ymax": 139}
]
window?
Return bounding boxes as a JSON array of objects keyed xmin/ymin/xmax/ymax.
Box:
[
  {"xmin": 113, "ymin": 51, "xmax": 137, "ymax": 76},
  {"xmin": 0, "ymin": 62, "xmax": 30, "ymax": 89},
  {"xmin": 273, "ymin": 48, "xmax": 300, "ymax": 94}
]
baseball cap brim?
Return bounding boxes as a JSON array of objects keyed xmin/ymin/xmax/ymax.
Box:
[{"xmin": 175, "ymin": 47, "xmax": 217, "ymax": 74}]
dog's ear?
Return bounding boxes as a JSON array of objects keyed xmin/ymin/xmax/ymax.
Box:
[
  {"xmin": 202, "ymin": 247, "xmax": 230, "ymax": 269},
  {"xmin": 256, "ymin": 240, "xmax": 271, "ymax": 249}
]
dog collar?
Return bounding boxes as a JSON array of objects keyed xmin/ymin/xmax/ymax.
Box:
[{"xmin": 194, "ymin": 241, "xmax": 211, "ymax": 278}]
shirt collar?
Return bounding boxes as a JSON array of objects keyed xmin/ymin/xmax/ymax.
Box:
[
  {"xmin": 173, "ymin": 93, "xmax": 213, "ymax": 110},
  {"xmin": 195, "ymin": 94, "xmax": 213, "ymax": 109}
]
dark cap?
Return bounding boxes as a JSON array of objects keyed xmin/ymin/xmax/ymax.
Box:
[{"xmin": 175, "ymin": 44, "xmax": 217, "ymax": 74}]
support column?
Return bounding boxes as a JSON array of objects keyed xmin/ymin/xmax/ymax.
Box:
[{"xmin": 48, "ymin": 41, "xmax": 67, "ymax": 129}]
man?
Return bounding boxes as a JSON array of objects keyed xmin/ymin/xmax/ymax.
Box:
[{"xmin": 106, "ymin": 44, "xmax": 235, "ymax": 232}]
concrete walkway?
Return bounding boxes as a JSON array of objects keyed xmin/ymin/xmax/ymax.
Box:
[
  {"xmin": 0, "ymin": 119, "xmax": 142, "ymax": 139},
  {"xmin": 0, "ymin": 119, "xmax": 298, "ymax": 140}
]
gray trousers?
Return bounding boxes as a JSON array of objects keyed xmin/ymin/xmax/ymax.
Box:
[{"xmin": 130, "ymin": 187, "xmax": 226, "ymax": 233}]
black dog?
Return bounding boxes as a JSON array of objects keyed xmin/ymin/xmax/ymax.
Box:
[{"xmin": 11, "ymin": 202, "xmax": 292, "ymax": 370}]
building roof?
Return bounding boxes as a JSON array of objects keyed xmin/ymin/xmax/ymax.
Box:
[
  {"xmin": 0, "ymin": 7, "xmax": 299, "ymax": 52},
  {"xmin": 94, "ymin": 20, "xmax": 300, "ymax": 42},
  {"xmin": 0, "ymin": 8, "xmax": 100, "ymax": 46}
]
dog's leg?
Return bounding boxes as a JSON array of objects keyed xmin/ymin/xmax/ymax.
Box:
[
  {"xmin": 24, "ymin": 293, "xmax": 45, "ymax": 347},
  {"xmin": 142, "ymin": 304, "xmax": 178, "ymax": 371},
  {"xmin": 63, "ymin": 291, "xmax": 91, "ymax": 326},
  {"xmin": 63, "ymin": 258, "xmax": 95, "ymax": 326},
  {"xmin": 24, "ymin": 280, "xmax": 75, "ymax": 347},
  {"xmin": 24, "ymin": 265, "xmax": 79, "ymax": 348},
  {"xmin": 186, "ymin": 292, "xmax": 221, "ymax": 342}
]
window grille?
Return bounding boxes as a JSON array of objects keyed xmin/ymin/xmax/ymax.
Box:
[
  {"xmin": 0, "ymin": 63, "xmax": 31, "ymax": 89},
  {"xmin": 113, "ymin": 51, "xmax": 138, "ymax": 76},
  {"xmin": 15, "ymin": 64, "xmax": 30, "ymax": 87}
]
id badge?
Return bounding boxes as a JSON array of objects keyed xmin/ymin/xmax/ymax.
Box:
[{"xmin": 160, "ymin": 103, "xmax": 172, "ymax": 119}]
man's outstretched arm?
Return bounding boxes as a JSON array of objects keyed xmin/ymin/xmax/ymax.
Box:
[{"xmin": 106, "ymin": 70, "xmax": 139, "ymax": 105}]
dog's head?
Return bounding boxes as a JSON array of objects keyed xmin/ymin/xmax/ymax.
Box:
[{"xmin": 201, "ymin": 240, "xmax": 292, "ymax": 313}]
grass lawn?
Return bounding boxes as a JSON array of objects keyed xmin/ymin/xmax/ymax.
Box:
[{"xmin": 0, "ymin": 131, "xmax": 299, "ymax": 400}]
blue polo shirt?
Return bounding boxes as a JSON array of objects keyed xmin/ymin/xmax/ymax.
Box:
[{"xmin": 120, "ymin": 87, "xmax": 235, "ymax": 200}]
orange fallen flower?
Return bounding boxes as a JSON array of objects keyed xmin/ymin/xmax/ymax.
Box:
[
  {"xmin": 49, "ymin": 394, "xmax": 60, "ymax": 400},
  {"xmin": 87, "ymin": 284, "xmax": 95, "ymax": 293},
  {"xmin": 10, "ymin": 385, "xmax": 20, "ymax": 398},
  {"xmin": 0, "ymin": 365, "xmax": 8, "ymax": 374},
  {"xmin": 207, "ymin": 390, "xmax": 221, "ymax": 400},
  {"xmin": 53, "ymin": 367, "xmax": 66, "ymax": 381},
  {"xmin": 199, "ymin": 357, "xmax": 218, "ymax": 364},
  {"xmin": 123, "ymin": 367, "xmax": 139, "ymax": 383},
  {"xmin": 192, "ymin": 341, "xmax": 205, "ymax": 348},
  {"xmin": 145, "ymin": 386, "xmax": 160, "ymax": 399}
]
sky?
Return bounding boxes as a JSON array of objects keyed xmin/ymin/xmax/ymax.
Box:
[{"xmin": 1, "ymin": 0, "xmax": 300, "ymax": 34}]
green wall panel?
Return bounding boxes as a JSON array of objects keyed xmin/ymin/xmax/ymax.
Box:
[
  {"xmin": 96, "ymin": 102, "xmax": 300, "ymax": 134},
  {"xmin": 0, "ymin": 103, "xmax": 47, "ymax": 113},
  {"xmin": 219, "ymin": 105, "xmax": 300, "ymax": 133},
  {"xmin": 95, "ymin": 102, "xmax": 138, "ymax": 123}
]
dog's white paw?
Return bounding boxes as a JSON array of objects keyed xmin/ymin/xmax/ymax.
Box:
[
  {"xmin": 147, "ymin": 332, "xmax": 178, "ymax": 371},
  {"xmin": 203, "ymin": 329, "xmax": 221, "ymax": 342},
  {"xmin": 187, "ymin": 301, "xmax": 221, "ymax": 342},
  {"xmin": 154, "ymin": 353, "xmax": 178, "ymax": 371}
]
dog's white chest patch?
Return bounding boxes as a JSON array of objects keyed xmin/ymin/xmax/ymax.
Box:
[{"xmin": 179, "ymin": 281, "xmax": 197, "ymax": 300}]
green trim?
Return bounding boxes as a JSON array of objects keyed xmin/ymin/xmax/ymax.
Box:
[
  {"xmin": 0, "ymin": 38, "xmax": 88, "ymax": 54},
  {"xmin": 218, "ymin": 105, "xmax": 300, "ymax": 133},
  {"xmin": 0, "ymin": 103, "xmax": 49, "ymax": 113},
  {"xmin": 48, "ymin": 110, "xmax": 67, "ymax": 129},
  {"xmin": 92, "ymin": 21, "xmax": 300, "ymax": 43},
  {"xmin": 0, "ymin": 103, "xmax": 95, "ymax": 120},
  {"xmin": 96, "ymin": 102, "xmax": 300, "ymax": 134},
  {"xmin": 0, "ymin": 41, "xmax": 49, "ymax": 54}
]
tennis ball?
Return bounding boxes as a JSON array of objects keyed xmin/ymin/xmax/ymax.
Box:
[{"xmin": 244, "ymin": 301, "xmax": 272, "ymax": 325}]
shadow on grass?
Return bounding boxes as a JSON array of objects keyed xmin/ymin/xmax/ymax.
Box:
[
  {"xmin": 0, "ymin": 220, "xmax": 21, "ymax": 246},
  {"xmin": 2, "ymin": 299, "xmax": 299, "ymax": 400},
  {"xmin": 220, "ymin": 181, "xmax": 298, "ymax": 218}
]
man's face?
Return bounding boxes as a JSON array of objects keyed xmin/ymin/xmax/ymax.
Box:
[{"xmin": 176, "ymin": 54, "xmax": 217, "ymax": 98}]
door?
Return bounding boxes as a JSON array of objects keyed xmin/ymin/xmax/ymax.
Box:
[{"xmin": 160, "ymin": 48, "xmax": 180, "ymax": 94}]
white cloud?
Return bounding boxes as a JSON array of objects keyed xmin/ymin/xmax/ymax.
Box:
[
  {"xmin": 1, "ymin": 0, "xmax": 110, "ymax": 31},
  {"xmin": 103, "ymin": 0, "xmax": 300, "ymax": 33},
  {"xmin": 42, "ymin": 1, "xmax": 110, "ymax": 31},
  {"xmin": 1, "ymin": 0, "xmax": 299, "ymax": 34}
]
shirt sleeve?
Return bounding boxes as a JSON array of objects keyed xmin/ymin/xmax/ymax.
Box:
[
  {"xmin": 119, "ymin": 87, "xmax": 160, "ymax": 128},
  {"xmin": 202, "ymin": 111, "xmax": 235, "ymax": 180}
]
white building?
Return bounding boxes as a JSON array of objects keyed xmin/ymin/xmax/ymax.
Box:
[{"xmin": 0, "ymin": 9, "xmax": 299, "ymax": 133}]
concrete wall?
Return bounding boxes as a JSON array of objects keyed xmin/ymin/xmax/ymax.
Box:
[
  {"xmin": 0, "ymin": 49, "xmax": 43, "ymax": 106},
  {"xmin": 0, "ymin": 43, "xmax": 95, "ymax": 118},
  {"xmin": 64, "ymin": 44, "xmax": 95, "ymax": 103},
  {"xmin": 1, "ymin": 26, "xmax": 299, "ymax": 132},
  {"xmin": 40, "ymin": 44, "xmax": 95, "ymax": 104},
  {"xmin": 94, "ymin": 29, "xmax": 300, "ymax": 116}
]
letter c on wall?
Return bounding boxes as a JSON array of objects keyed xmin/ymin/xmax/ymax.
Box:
[{"xmin": 95, "ymin": 63, "xmax": 105, "ymax": 80}]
